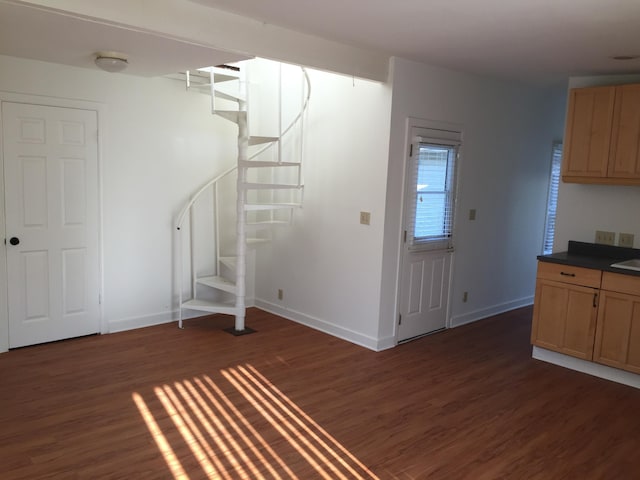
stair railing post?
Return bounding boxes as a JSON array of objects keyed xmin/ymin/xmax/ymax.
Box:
[
  {"xmin": 213, "ymin": 183, "xmax": 220, "ymax": 276},
  {"xmin": 209, "ymin": 68, "xmax": 216, "ymax": 114},
  {"xmin": 177, "ymin": 225, "xmax": 184, "ymax": 328},
  {"xmin": 189, "ymin": 208, "xmax": 196, "ymax": 300},
  {"xmin": 235, "ymin": 99, "xmax": 248, "ymax": 331}
]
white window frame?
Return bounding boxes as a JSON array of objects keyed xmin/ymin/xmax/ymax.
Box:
[{"xmin": 405, "ymin": 127, "xmax": 462, "ymax": 252}]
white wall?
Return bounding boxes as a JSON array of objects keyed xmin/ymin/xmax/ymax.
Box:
[
  {"xmin": 554, "ymin": 74, "xmax": 640, "ymax": 252},
  {"xmin": 253, "ymin": 69, "xmax": 393, "ymax": 349},
  {"xmin": 379, "ymin": 57, "xmax": 566, "ymax": 343},
  {"xmin": 0, "ymin": 54, "xmax": 237, "ymax": 337}
]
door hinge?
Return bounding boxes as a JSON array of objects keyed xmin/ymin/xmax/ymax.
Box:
[
  {"xmin": 398, "ymin": 314, "xmax": 402, "ymax": 325},
  {"xmin": 99, "ymin": 293, "xmax": 102, "ymax": 305},
  {"xmin": 409, "ymin": 144, "xmax": 413, "ymax": 157},
  {"xmin": 403, "ymin": 230, "xmax": 407, "ymax": 243}
]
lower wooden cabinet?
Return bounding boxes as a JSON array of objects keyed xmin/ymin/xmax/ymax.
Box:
[
  {"xmin": 594, "ymin": 289, "xmax": 640, "ymax": 374},
  {"xmin": 531, "ymin": 278, "xmax": 598, "ymax": 360},
  {"xmin": 533, "ymin": 263, "xmax": 640, "ymax": 375}
]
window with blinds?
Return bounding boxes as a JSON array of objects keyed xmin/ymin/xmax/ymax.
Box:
[
  {"xmin": 543, "ymin": 142, "xmax": 562, "ymax": 255},
  {"xmin": 408, "ymin": 138, "xmax": 459, "ymax": 250}
]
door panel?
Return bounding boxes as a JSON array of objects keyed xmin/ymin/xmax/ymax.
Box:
[
  {"xmin": 24, "ymin": 250, "xmax": 50, "ymax": 321},
  {"xmin": 398, "ymin": 250, "xmax": 450, "ymax": 342},
  {"xmin": 2, "ymin": 102, "xmax": 99, "ymax": 348}
]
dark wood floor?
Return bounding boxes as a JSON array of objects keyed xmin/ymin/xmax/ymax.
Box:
[{"xmin": 1, "ymin": 307, "xmax": 639, "ymax": 479}]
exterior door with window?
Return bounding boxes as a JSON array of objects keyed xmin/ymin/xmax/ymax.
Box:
[{"xmin": 398, "ymin": 124, "xmax": 460, "ymax": 342}]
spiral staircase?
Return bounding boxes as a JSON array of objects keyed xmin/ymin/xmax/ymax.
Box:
[{"xmin": 175, "ymin": 60, "xmax": 310, "ymax": 334}]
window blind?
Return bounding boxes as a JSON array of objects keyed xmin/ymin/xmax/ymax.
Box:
[
  {"xmin": 408, "ymin": 139, "xmax": 459, "ymax": 251},
  {"xmin": 543, "ymin": 142, "xmax": 562, "ymax": 255}
]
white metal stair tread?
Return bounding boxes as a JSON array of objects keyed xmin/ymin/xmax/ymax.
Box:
[
  {"xmin": 196, "ymin": 275, "xmax": 236, "ymax": 294},
  {"xmin": 242, "ymin": 182, "xmax": 303, "ymax": 190},
  {"xmin": 215, "ymin": 110, "xmax": 247, "ymax": 123},
  {"xmin": 194, "ymin": 72, "xmax": 240, "ymax": 84},
  {"xmin": 179, "ymin": 72, "xmax": 240, "ymax": 87},
  {"xmin": 239, "ymin": 160, "xmax": 301, "ymax": 168},
  {"xmin": 246, "ymin": 220, "xmax": 290, "ymax": 227},
  {"xmin": 248, "ymin": 136, "xmax": 279, "ymax": 146},
  {"xmin": 214, "ymin": 89, "xmax": 245, "ymax": 102},
  {"xmin": 181, "ymin": 299, "xmax": 238, "ymax": 316},
  {"xmin": 244, "ymin": 203, "xmax": 303, "ymax": 211}
]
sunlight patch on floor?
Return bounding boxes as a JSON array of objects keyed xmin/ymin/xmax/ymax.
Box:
[
  {"xmin": 132, "ymin": 392, "xmax": 189, "ymax": 479},
  {"xmin": 133, "ymin": 364, "xmax": 379, "ymax": 479}
]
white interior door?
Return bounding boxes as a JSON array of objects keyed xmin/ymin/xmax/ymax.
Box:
[
  {"xmin": 2, "ymin": 102, "xmax": 100, "ymax": 348},
  {"xmin": 397, "ymin": 123, "xmax": 460, "ymax": 342}
]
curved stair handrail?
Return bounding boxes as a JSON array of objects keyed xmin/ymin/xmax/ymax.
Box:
[
  {"xmin": 247, "ymin": 68, "xmax": 311, "ymax": 161},
  {"xmin": 176, "ymin": 165, "xmax": 236, "ymax": 230}
]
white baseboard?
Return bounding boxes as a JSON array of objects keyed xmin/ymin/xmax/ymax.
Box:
[
  {"xmin": 107, "ymin": 298, "xmax": 256, "ymax": 334},
  {"xmin": 450, "ymin": 296, "xmax": 533, "ymax": 328},
  {"xmin": 104, "ymin": 310, "xmax": 188, "ymax": 333},
  {"xmin": 532, "ymin": 346, "xmax": 640, "ymax": 389},
  {"xmin": 254, "ymin": 299, "xmax": 387, "ymax": 351},
  {"xmin": 375, "ymin": 335, "xmax": 397, "ymax": 351}
]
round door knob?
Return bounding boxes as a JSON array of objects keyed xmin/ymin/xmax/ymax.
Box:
[{"xmin": 9, "ymin": 237, "xmax": 19, "ymax": 246}]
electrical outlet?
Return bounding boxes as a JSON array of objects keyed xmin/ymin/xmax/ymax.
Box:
[
  {"xmin": 619, "ymin": 233, "xmax": 635, "ymax": 248},
  {"xmin": 463, "ymin": 291, "xmax": 468, "ymax": 303},
  {"xmin": 360, "ymin": 211, "xmax": 371, "ymax": 225},
  {"xmin": 278, "ymin": 289, "xmax": 283, "ymax": 301},
  {"xmin": 595, "ymin": 230, "xmax": 615, "ymax": 246}
]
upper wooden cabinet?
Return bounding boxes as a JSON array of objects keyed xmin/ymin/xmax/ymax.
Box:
[
  {"xmin": 562, "ymin": 83, "xmax": 640, "ymax": 185},
  {"xmin": 609, "ymin": 84, "xmax": 640, "ymax": 179}
]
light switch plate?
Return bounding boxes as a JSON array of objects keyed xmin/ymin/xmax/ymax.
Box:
[
  {"xmin": 360, "ymin": 211, "xmax": 371, "ymax": 225},
  {"xmin": 595, "ymin": 230, "xmax": 615, "ymax": 245},
  {"xmin": 619, "ymin": 233, "xmax": 635, "ymax": 248}
]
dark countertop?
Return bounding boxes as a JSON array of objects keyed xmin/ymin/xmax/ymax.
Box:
[{"xmin": 538, "ymin": 241, "xmax": 640, "ymax": 277}]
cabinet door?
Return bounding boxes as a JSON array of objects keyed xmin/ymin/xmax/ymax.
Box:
[
  {"xmin": 593, "ymin": 291, "xmax": 640, "ymax": 374},
  {"xmin": 562, "ymin": 86, "xmax": 615, "ymax": 180},
  {"xmin": 609, "ymin": 84, "xmax": 640, "ymax": 179},
  {"xmin": 531, "ymin": 279, "xmax": 598, "ymax": 360}
]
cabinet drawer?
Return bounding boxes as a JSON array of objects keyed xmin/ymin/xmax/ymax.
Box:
[
  {"xmin": 602, "ymin": 272, "xmax": 640, "ymax": 296},
  {"xmin": 536, "ymin": 262, "xmax": 602, "ymax": 288}
]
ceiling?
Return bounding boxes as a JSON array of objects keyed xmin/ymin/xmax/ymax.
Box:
[
  {"xmin": 0, "ymin": 1, "xmax": 249, "ymax": 76},
  {"xmin": 191, "ymin": 0, "xmax": 640, "ymax": 84},
  {"xmin": 1, "ymin": 0, "xmax": 640, "ymax": 83}
]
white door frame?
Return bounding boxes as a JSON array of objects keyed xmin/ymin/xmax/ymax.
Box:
[
  {"xmin": 0, "ymin": 92, "xmax": 106, "ymax": 353},
  {"xmin": 394, "ymin": 116, "xmax": 463, "ymax": 344}
]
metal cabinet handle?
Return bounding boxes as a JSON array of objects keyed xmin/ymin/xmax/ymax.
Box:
[
  {"xmin": 560, "ymin": 271, "xmax": 576, "ymax": 277},
  {"xmin": 593, "ymin": 293, "xmax": 598, "ymax": 308}
]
